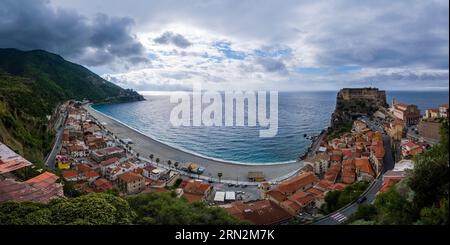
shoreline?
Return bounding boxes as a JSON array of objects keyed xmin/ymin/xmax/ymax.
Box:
[
  {"xmin": 85, "ymin": 105, "xmax": 304, "ymax": 182},
  {"xmin": 90, "ymin": 104, "xmax": 298, "ymax": 166}
]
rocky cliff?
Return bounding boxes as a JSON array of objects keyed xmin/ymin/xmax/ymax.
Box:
[{"xmin": 330, "ymin": 88, "xmax": 388, "ymax": 130}]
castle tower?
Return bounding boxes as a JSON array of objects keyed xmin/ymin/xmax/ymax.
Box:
[{"xmin": 392, "ymin": 97, "xmax": 397, "ymax": 107}]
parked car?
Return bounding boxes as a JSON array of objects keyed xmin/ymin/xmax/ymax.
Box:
[{"xmin": 356, "ymin": 196, "xmax": 367, "ymax": 204}]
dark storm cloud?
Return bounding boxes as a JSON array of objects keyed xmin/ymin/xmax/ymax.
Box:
[
  {"xmin": 153, "ymin": 31, "xmax": 192, "ymax": 48},
  {"xmin": 308, "ymin": 0, "xmax": 449, "ymax": 69},
  {"xmin": 0, "ymin": 0, "xmax": 148, "ymax": 67}
]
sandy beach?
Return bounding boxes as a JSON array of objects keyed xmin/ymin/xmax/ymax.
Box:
[{"xmin": 85, "ymin": 105, "xmax": 303, "ymax": 183}]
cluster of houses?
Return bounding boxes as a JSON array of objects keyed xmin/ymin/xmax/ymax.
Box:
[
  {"xmin": 57, "ymin": 102, "xmax": 182, "ymax": 195},
  {"xmin": 222, "ymin": 119, "xmax": 386, "ymax": 224},
  {"xmin": 372, "ymin": 101, "xmax": 448, "ymax": 194},
  {"xmin": 1, "ymin": 98, "xmax": 446, "ymax": 225},
  {"xmin": 386, "ymin": 100, "xmax": 448, "ymax": 144}
]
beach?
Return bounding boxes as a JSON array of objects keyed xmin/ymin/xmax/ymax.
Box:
[{"xmin": 85, "ymin": 105, "xmax": 303, "ymax": 183}]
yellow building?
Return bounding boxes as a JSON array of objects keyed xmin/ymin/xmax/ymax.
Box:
[{"xmin": 57, "ymin": 161, "xmax": 70, "ymax": 170}]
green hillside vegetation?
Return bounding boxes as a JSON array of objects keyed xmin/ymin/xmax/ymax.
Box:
[
  {"xmin": 127, "ymin": 192, "xmax": 247, "ymax": 225},
  {"xmin": 348, "ymin": 119, "xmax": 449, "ymax": 225},
  {"xmin": 321, "ymin": 181, "xmax": 369, "ymax": 214},
  {"xmin": 0, "ymin": 192, "xmax": 245, "ymax": 225},
  {"xmin": 0, "ymin": 48, "xmax": 144, "ymax": 166},
  {"xmin": 329, "ymin": 97, "xmax": 384, "ymax": 138}
]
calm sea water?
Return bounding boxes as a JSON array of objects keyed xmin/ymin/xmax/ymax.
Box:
[{"xmin": 92, "ymin": 91, "xmax": 448, "ymax": 164}]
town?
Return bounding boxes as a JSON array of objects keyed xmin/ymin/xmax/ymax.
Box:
[{"xmin": 1, "ymin": 88, "xmax": 448, "ymax": 225}]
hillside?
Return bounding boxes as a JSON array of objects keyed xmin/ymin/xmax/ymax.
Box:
[{"xmin": 0, "ymin": 48, "xmax": 144, "ymax": 166}]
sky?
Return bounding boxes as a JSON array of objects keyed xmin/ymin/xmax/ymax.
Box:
[{"xmin": 0, "ymin": 0, "xmax": 448, "ymax": 91}]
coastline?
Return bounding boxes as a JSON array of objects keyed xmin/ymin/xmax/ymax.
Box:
[
  {"xmin": 85, "ymin": 104, "xmax": 304, "ymax": 182},
  {"xmin": 91, "ymin": 104, "xmax": 298, "ymax": 166}
]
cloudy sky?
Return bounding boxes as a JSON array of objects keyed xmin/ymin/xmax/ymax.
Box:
[{"xmin": 1, "ymin": 0, "xmax": 448, "ymax": 91}]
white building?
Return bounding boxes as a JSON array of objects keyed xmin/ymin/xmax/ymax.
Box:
[
  {"xmin": 214, "ymin": 191, "xmax": 226, "ymax": 202},
  {"xmin": 225, "ymin": 191, "xmax": 236, "ymax": 201}
]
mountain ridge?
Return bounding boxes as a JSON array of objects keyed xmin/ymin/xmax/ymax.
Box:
[{"xmin": 0, "ymin": 48, "xmax": 144, "ymax": 166}]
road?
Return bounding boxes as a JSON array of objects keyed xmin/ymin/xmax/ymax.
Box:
[
  {"xmin": 44, "ymin": 111, "xmax": 67, "ymax": 170},
  {"xmin": 306, "ymin": 130, "xmax": 326, "ymax": 159},
  {"xmin": 313, "ymin": 134, "xmax": 395, "ymax": 225},
  {"xmin": 313, "ymin": 178, "xmax": 383, "ymax": 225}
]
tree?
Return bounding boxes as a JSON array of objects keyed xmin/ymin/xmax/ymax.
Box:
[
  {"xmin": 62, "ymin": 180, "xmax": 82, "ymax": 198},
  {"xmin": 0, "ymin": 193, "xmax": 136, "ymax": 225},
  {"xmin": 155, "ymin": 158, "xmax": 160, "ymax": 166},
  {"xmin": 374, "ymin": 188, "xmax": 416, "ymax": 225},
  {"xmin": 321, "ymin": 181, "xmax": 369, "ymax": 214},
  {"xmin": 149, "ymin": 154, "xmax": 154, "ymax": 161},
  {"xmin": 408, "ymin": 119, "xmax": 449, "ymax": 208},
  {"xmin": 419, "ymin": 198, "xmax": 449, "ymax": 225},
  {"xmin": 348, "ymin": 204, "xmax": 378, "ymax": 222},
  {"xmin": 126, "ymin": 192, "xmax": 245, "ymax": 225},
  {"xmin": 321, "ymin": 190, "xmax": 340, "ymax": 214},
  {"xmin": 217, "ymin": 172, "xmax": 223, "ymax": 183},
  {"xmin": 136, "ymin": 152, "xmax": 140, "ymax": 158},
  {"xmin": 174, "ymin": 162, "xmax": 179, "ymax": 169},
  {"xmin": 167, "ymin": 160, "xmax": 172, "ymax": 169}
]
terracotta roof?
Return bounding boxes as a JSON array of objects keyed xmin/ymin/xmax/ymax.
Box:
[
  {"xmin": 324, "ymin": 163, "xmax": 341, "ymax": 182},
  {"xmin": 100, "ymin": 157, "xmax": 119, "ymax": 166},
  {"xmin": 316, "ymin": 179, "xmax": 333, "ymax": 190},
  {"xmin": 341, "ymin": 148, "xmax": 353, "ymax": 159},
  {"xmin": 0, "ymin": 143, "xmax": 33, "ymax": 174},
  {"xmin": 183, "ymin": 180, "xmax": 211, "ymax": 195},
  {"xmin": 224, "ymin": 200, "xmax": 293, "ymax": 225},
  {"xmin": 281, "ymin": 200, "xmax": 302, "ymax": 213},
  {"xmin": 403, "ymin": 141, "xmax": 419, "ymax": 149},
  {"xmin": 289, "ymin": 191, "xmax": 314, "ymax": 206},
  {"xmin": 380, "ymin": 179, "xmax": 400, "ymax": 193},
  {"xmin": 62, "ymin": 170, "xmax": 78, "ymax": 179},
  {"xmin": 183, "ymin": 192, "xmax": 204, "ymax": 203},
  {"xmin": 355, "ymin": 157, "xmax": 374, "ymax": 176},
  {"xmin": 371, "ymin": 141, "xmax": 385, "ymax": 158},
  {"xmin": 342, "ymin": 158, "xmax": 356, "ymax": 184},
  {"xmin": 84, "ymin": 170, "xmax": 99, "ymax": 178},
  {"xmin": 133, "ymin": 168, "xmax": 144, "ymax": 175},
  {"xmin": 118, "ymin": 172, "xmax": 144, "ymax": 183},
  {"xmin": 331, "ymin": 183, "xmax": 347, "ymax": 191},
  {"xmin": 306, "ymin": 187, "xmax": 325, "ymax": 198},
  {"xmin": 77, "ymin": 164, "xmax": 92, "ymax": 173},
  {"xmin": 25, "ymin": 172, "xmax": 59, "ymax": 188},
  {"xmin": 0, "ymin": 177, "xmax": 63, "ymax": 203},
  {"xmin": 266, "ymin": 189, "xmax": 287, "ymax": 203},
  {"xmin": 330, "ymin": 154, "xmax": 342, "ymax": 162},
  {"xmin": 277, "ymin": 172, "xmax": 318, "ymax": 194},
  {"xmin": 93, "ymin": 178, "xmax": 113, "ymax": 191}
]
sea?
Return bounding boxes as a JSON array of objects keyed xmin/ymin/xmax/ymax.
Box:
[{"xmin": 92, "ymin": 90, "xmax": 449, "ymax": 165}]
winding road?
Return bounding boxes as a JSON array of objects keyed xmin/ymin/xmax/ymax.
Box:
[
  {"xmin": 313, "ymin": 134, "xmax": 395, "ymax": 225},
  {"xmin": 44, "ymin": 110, "xmax": 67, "ymax": 170}
]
